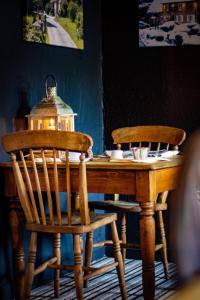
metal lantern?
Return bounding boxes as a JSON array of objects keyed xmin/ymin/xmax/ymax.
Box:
[{"xmin": 26, "ymin": 75, "xmax": 77, "ymax": 132}]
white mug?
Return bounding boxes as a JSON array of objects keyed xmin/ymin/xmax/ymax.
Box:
[
  {"xmin": 140, "ymin": 147, "xmax": 149, "ymax": 160},
  {"xmin": 111, "ymin": 150, "xmax": 123, "ymax": 160},
  {"xmin": 131, "ymin": 147, "xmax": 149, "ymax": 160},
  {"xmin": 69, "ymin": 152, "xmax": 81, "ymax": 161}
]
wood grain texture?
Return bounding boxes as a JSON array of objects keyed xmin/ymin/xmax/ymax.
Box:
[
  {"xmin": 90, "ymin": 125, "xmax": 186, "ymax": 296},
  {"xmin": 112, "ymin": 125, "xmax": 186, "ymax": 146},
  {"xmin": 0, "ymin": 154, "xmax": 182, "ymax": 300},
  {"xmin": 140, "ymin": 202, "xmax": 155, "ymax": 300},
  {"xmin": 2, "ymin": 130, "xmax": 93, "ymax": 153},
  {"xmin": 1, "ymin": 130, "xmax": 127, "ymax": 300}
]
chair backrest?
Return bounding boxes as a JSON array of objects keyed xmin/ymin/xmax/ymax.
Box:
[
  {"xmin": 112, "ymin": 125, "xmax": 186, "ymax": 151},
  {"xmin": 2, "ymin": 130, "xmax": 93, "ymax": 226}
]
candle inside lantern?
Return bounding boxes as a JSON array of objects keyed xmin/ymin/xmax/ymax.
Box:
[
  {"xmin": 49, "ymin": 118, "xmax": 55, "ymax": 130},
  {"xmin": 66, "ymin": 119, "xmax": 69, "ymax": 131},
  {"xmin": 38, "ymin": 120, "xmax": 43, "ymax": 130}
]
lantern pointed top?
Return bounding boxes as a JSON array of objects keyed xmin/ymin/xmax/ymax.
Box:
[{"xmin": 27, "ymin": 75, "xmax": 77, "ymax": 117}]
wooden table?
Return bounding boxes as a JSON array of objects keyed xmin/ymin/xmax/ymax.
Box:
[{"xmin": 0, "ymin": 156, "xmax": 182, "ymax": 300}]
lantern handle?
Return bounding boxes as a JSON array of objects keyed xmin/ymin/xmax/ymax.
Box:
[{"xmin": 45, "ymin": 74, "xmax": 57, "ymax": 97}]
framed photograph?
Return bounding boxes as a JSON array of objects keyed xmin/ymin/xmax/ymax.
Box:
[
  {"xmin": 22, "ymin": 0, "xmax": 84, "ymax": 49},
  {"xmin": 139, "ymin": 0, "xmax": 200, "ymax": 47}
]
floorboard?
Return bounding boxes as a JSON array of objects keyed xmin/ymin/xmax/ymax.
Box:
[{"xmin": 30, "ymin": 257, "xmax": 178, "ymax": 299}]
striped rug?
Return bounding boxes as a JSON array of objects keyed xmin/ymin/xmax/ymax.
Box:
[{"xmin": 31, "ymin": 257, "xmax": 177, "ymax": 299}]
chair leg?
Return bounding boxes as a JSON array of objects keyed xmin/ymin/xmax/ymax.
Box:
[
  {"xmin": 157, "ymin": 210, "xmax": 169, "ymax": 279},
  {"xmin": 121, "ymin": 212, "xmax": 127, "ymax": 262},
  {"xmin": 80, "ymin": 234, "xmax": 84, "ymax": 255},
  {"xmin": 74, "ymin": 234, "xmax": 84, "ymax": 300},
  {"xmin": 24, "ymin": 232, "xmax": 37, "ymax": 299},
  {"xmin": 111, "ymin": 221, "xmax": 127, "ymax": 300},
  {"xmin": 84, "ymin": 231, "xmax": 93, "ymax": 288},
  {"xmin": 53, "ymin": 233, "xmax": 61, "ymax": 297}
]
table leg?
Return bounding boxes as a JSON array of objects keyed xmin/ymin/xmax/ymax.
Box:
[
  {"xmin": 71, "ymin": 192, "xmax": 80, "ymax": 212},
  {"xmin": 140, "ymin": 202, "xmax": 155, "ymax": 300},
  {"xmin": 9, "ymin": 197, "xmax": 25, "ymax": 300}
]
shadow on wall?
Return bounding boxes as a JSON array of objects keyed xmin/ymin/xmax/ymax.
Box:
[
  {"xmin": 0, "ymin": 170, "xmax": 14, "ymax": 299},
  {"xmin": 13, "ymin": 89, "xmax": 31, "ymax": 132},
  {"xmin": 0, "ymin": 118, "xmax": 8, "ymax": 162}
]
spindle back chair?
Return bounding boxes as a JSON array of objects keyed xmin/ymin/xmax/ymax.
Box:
[
  {"xmin": 2, "ymin": 130, "xmax": 127, "ymax": 300},
  {"xmin": 90, "ymin": 125, "xmax": 186, "ymax": 279}
]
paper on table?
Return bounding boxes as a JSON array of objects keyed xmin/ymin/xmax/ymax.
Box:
[
  {"xmin": 156, "ymin": 157, "xmax": 170, "ymax": 161},
  {"xmin": 69, "ymin": 157, "xmax": 91, "ymax": 162},
  {"xmin": 104, "ymin": 150, "xmax": 112, "ymax": 157},
  {"xmin": 68, "ymin": 152, "xmax": 91, "ymax": 162},
  {"xmin": 132, "ymin": 157, "xmax": 172, "ymax": 162},
  {"xmin": 109, "ymin": 157, "xmax": 157, "ymax": 163},
  {"xmin": 123, "ymin": 150, "xmax": 133, "ymax": 157},
  {"xmin": 106, "ymin": 149, "xmax": 178, "ymax": 161},
  {"xmin": 132, "ymin": 157, "xmax": 157, "ymax": 163},
  {"xmin": 34, "ymin": 158, "xmax": 62, "ymax": 163},
  {"xmin": 34, "ymin": 152, "xmax": 91, "ymax": 163},
  {"xmin": 109, "ymin": 157, "xmax": 170, "ymax": 163},
  {"xmin": 161, "ymin": 150, "xmax": 179, "ymax": 158}
]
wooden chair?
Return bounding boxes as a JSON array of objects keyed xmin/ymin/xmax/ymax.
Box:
[
  {"xmin": 89, "ymin": 125, "xmax": 186, "ymax": 279},
  {"xmin": 2, "ymin": 130, "xmax": 127, "ymax": 300}
]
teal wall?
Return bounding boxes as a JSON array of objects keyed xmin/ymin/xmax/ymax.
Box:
[{"xmin": 0, "ymin": 0, "xmax": 103, "ymax": 298}]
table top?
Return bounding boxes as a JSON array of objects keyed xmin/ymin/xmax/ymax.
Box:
[{"xmin": 0, "ymin": 155, "xmax": 182, "ymax": 171}]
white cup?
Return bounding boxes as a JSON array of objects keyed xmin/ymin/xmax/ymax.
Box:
[
  {"xmin": 69, "ymin": 152, "xmax": 81, "ymax": 161},
  {"xmin": 140, "ymin": 147, "xmax": 149, "ymax": 160},
  {"xmin": 132, "ymin": 148, "xmax": 140, "ymax": 160},
  {"xmin": 111, "ymin": 150, "xmax": 123, "ymax": 160},
  {"xmin": 131, "ymin": 147, "xmax": 149, "ymax": 160}
]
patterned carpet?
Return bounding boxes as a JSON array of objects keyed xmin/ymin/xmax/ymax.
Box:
[{"xmin": 31, "ymin": 257, "xmax": 178, "ymax": 299}]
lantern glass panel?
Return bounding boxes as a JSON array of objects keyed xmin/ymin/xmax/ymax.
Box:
[
  {"xmin": 59, "ymin": 116, "xmax": 74, "ymax": 131},
  {"xmin": 48, "ymin": 118, "xmax": 56, "ymax": 130},
  {"xmin": 32, "ymin": 119, "xmax": 41, "ymax": 130}
]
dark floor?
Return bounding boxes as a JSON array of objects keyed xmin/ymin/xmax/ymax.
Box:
[{"xmin": 31, "ymin": 257, "xmax": 178, "ymax": 299}]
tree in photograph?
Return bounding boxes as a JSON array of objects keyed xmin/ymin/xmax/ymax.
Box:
[
  {"xmin": 33, "ymin": 0, "xmax": 43, "ymax": 11},
  {"xmin": 76, "ymin": 9, "xmax": 83, "ymax": 39},
  {"xmin": 68, "ymin": 1, "xmax": 79, "ymax": 22},
  {"xmin": 60, "ymin": 0, "xmax": 69, "ymax": 17},
  {"xmin": 45, "ymin": 2, "xmax": 53, "ymax": 15}
]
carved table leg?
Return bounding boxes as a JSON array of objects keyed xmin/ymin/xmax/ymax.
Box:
[
  {"xmin": 140, "ymin": 202, "xmax": 155, "ymax": 300},
  {"xmin": 8, "ymin": 197, "xmax": 25, "ymax": 300},
  {"xmin": 53, "ymin": 233, "xmax": 61, "ymax": 297}
]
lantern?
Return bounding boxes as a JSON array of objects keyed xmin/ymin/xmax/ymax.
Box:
[{"xmin": 26, "ymin": 75, "xmax": 77, "ymax": 132}]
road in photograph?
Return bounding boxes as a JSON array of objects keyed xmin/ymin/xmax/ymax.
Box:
[{"xmin": 46, "ymin": 15, "xmax": 77, "ymax": 48}]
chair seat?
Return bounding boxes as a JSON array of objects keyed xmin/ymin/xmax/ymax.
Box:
[
  {"xmin": 89, "ymin": 200, "xmax": 167, "ymax": 212},
  {"xmin": 25, "ymin": 212, "xmax": 117, "ymax": 234}
]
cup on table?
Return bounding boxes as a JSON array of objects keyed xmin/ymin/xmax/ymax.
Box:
[
  {"xmin": 110, "ymin": 150, "xmax": 123, "ymax": 160},
  {"xmin": 131, "ymin": 147, "xmax": 149, "ymax": 160},
  {"xmin": 69, "ymin": 152, "xmax": 81, "ymax": 161}
]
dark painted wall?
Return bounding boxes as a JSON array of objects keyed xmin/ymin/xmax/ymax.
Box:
[
  {"xmin": 0, "ymin": 0, "xmax": 103, "ymax": 298},
  {"xmin": 102, "ymin": 1, "xmax": 200, "ymax": 259},
  {"xmin": 102, "ymin": 1, "xmax": 200, "ymax": 149}
]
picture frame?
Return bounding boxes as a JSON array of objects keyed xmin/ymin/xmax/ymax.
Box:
[
  {"xmin": 139, "ymin": 0, "xmax": 200, "ymax": 47},
  {"xmin": 22, "ymin": 0, "xmax": 84, "ymax": 49}
]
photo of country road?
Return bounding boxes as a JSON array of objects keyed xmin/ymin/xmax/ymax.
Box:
[
  {"xmin": 23, "ymin": 0, "xmax": 84, "ymax": 49},
  {"xmin": 46, "ymin": 15, "xmax": 77, "ymax": 48}
]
